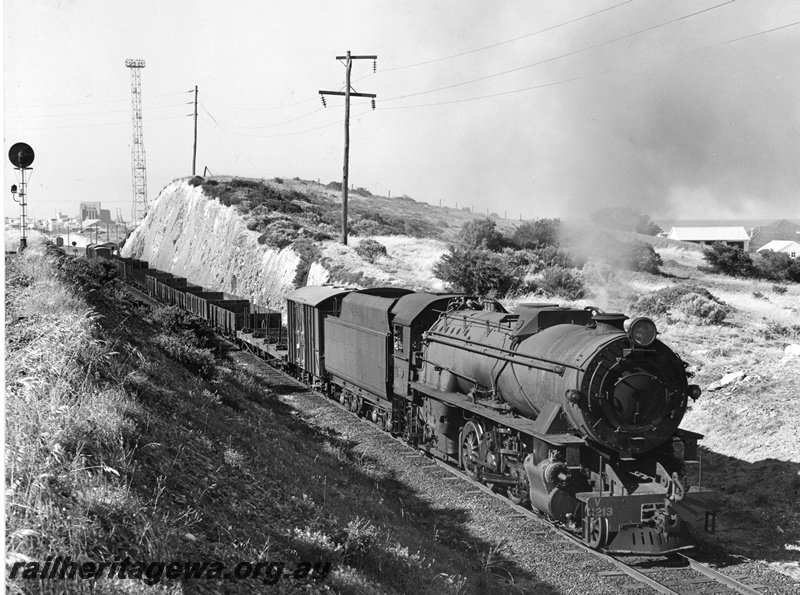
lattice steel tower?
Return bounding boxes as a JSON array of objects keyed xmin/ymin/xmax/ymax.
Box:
[{"xmin": 126, "ymin": 59, "xmax": 148, "ymax": 222}]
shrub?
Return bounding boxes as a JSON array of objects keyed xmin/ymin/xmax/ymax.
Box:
[
  {"xmin": 403, "ymin": 218, "xmax": 442, "ymax": 238},
  {"xmin": 675, "ymin": 293, "xmax": 728, "ymax": 324},
  {"xmin": 458, "ymin": 218, "xmax": 507, "ymax": 251},
  {"xmin": 511, "ymin": 219, "xmax": 561, "ymax": 249},
  {"xmin": 292, "ymin": 238, "xmax": 322, "ymax": 287},
  {"xmin": 515, "ymin": 245, "xmax": 574, "ymax": 273},
  {"xmin": 355, "ymin": 239, "xmax": 388, "ymax": 263},
  {"xmin": 703, "ymin": 244, "xmax": 755, "ymax": 277},
  {"xmin": 773, "ymin": 284, "xmax": 788, "ymax": 294},
  {"xmin": 433, "ymin": 247, "xmax": 515, "ymax": 296},
  {"xmin": 752, "ymin": 291, "xmax": 767, "ymax": 300},
  {"xmin": 153, "ymin": 331, "xmax": 217, "ymax": 380},
  {"xmin": 188, "ymin": 176, "xmax": 204, "ymax": 187},
  {"xmin": 534, "ymin": 266, "xmax": 586, "ymax": 300},
  {"xmin": 623, "ymin": 241, "xmax": 662, "ymax": 274},
  {"xmin": 258, "ymin": 219, "xmax": 301, "ymax": 249},
  {"xmin": 350, "ymin": 219, "xmax": 385, "ymax": 236},
  {"xmin": 628, "ymin": 285, "xmax": 729, "ymax": 324},
  {"xmin": 787, "ymin": 259, "xmax": 800, "ymax": 283},
  {"xmin": 753, "ymin": 250, "xmax": 793, "ymax": 281}
]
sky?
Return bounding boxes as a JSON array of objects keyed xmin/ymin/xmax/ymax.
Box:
[{"xmin": 4, "ymin": 0, "xmax": 800, "ymax": 224}]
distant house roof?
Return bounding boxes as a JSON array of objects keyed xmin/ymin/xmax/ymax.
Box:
[
  {"xmin": 749, "ymin": 219, "xmax": 800, "ymax": 250},
  {"xmin": 756, "ymin": 240, "xmax": 800, "ymax": 254},
  {"xmin": 666, "ymin": 226, "xmax": 750, "ymax": 242}
]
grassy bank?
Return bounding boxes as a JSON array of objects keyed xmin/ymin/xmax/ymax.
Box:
[{"xmin": 5, "ymin": 240, "xmax": 530, "ymax": 594}]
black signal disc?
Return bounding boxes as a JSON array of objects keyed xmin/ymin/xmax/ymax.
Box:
[{"xmin": 9, "ymin": 143, "xmax": 35, "ymax": 168}]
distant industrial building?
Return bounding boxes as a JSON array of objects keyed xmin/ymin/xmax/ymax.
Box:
[{"xmin": 79, "ymin": 202, "xmax": 112, "ymax": 223}]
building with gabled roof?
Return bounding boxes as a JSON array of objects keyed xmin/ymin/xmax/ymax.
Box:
[
  {"xmin": 666, "ymin": 226, "xmax": 750, "ymax": 251},
  {"xmin": 748, "ymin": 219, "xmax": 800, "ymax": 252},
  {"xmin": 756, "ymin": 240, "xmax": 800, "ymax": 259}
]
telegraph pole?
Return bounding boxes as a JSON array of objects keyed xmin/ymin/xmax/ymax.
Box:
[
  {"xmin": 192, "ymin": 85, "xmax": 198, "ymax": 176},
  {"xmin": 319, "ymin": 51, "xmax": 377, "ymax": 245}
]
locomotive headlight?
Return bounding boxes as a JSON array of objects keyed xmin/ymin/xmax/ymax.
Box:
[{"xmin": 625, "ymin": 317, "xmax": 657, "ymax": 347}]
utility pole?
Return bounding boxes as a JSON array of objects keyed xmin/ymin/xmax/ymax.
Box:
[
  {"xmin": 192, "ymin": 85, "xmax": 198, "ymax": 176},
  {"xmin": 319, "ymin": 51, "xmax": 377, "ymax": 245}
]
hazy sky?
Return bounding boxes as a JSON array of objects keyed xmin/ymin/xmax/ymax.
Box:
[{"xmin": 5, "ymin": 0, "xmax": 800, "ymax": 223}]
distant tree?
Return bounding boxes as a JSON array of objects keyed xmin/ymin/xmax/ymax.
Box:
[
  {"xmin": 511, "ymin": 219, "xmax": 561, "ymax": 249},
  {"xmin": 592, "ymin": 207, "xmax": 662, "ymax": 236},
  {"xmin": 703, "ymin": 244, "xmax": 755, "ymax": 277}
]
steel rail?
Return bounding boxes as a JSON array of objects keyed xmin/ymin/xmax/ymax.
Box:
[{"xmin": 679, "ymin": 554, "xmax": 764, "ymax": 595}]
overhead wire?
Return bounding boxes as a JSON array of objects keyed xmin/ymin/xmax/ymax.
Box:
[
  {"xmin": 198, "ymin": 106, "xmax": 325, "ymax": 130},
  {"xmin": 198, "ymin": 104, "xmax": 262, "ymax": 174},
  {"xmin": 381, "ymin": 0, "xmax": 737, "ymax": 104},
  {"xmin": 380, "ymin": 20, "xmax": 800, "ymax": 110},
  {"xmin": 5, "ymin": 102, "xmax": 191, "ymax": 120},
  {"xmin": 4, "ymin": 90, "xmax": 192, "ymax": 110},
  {"xmin": 382, "ymin": 0, "xmax": 635, "ymax": 72},
  {"xmin": 4, "ymin": 113, "xmax": 191, "ymax": 131}
]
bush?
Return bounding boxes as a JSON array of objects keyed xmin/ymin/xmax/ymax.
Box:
[
  {"xmin": 533, "ymin": 266, "xmax": 586, "ymax": 300},
  {"xmin": 628, "ymin": 285, "xmax": 729, "ymax": 324},
  {"xmin": 433, "ymin": 247, "xmax": 515, "ymax": 296},
  {"xmin": 153, "ymin": 331, "xmax": 217, "ymax": 380},
  {"xmin": 458, "ymin": 218, "xmax": 507, "ymax": 251},
  {"xmin": 292, "ymin": 238, "xmax": 322, "ymax": 286},
  {"xmin": 511, "ymin": 219, "xmax": 561, "ymax": 249},
  {"xmin": 623, "ymin": 241, "xmax": 663, "ymax": 274},
  {"xmin": 355, "ymin": 239, "xmax": 388, "ymax": 263},
  {"xmin": 773, "ymin": 284, "xmax": 788, "ymax": 294},
  {"xmin": 516, "ymin": 245, "xmax": 574, "ymax": 273},
  {"xmin": 703, "ymin": 244, "xmax": 755, "ymax": 277},
  {"xmin": 675, "ymin": 293, "xmax": 728, "ymax": 324},
  {"xmin": 258, "ymin": 219, "xmax": 302, "ymax": 249}
]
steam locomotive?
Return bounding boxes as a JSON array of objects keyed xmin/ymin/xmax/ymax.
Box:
[{"xmin": 119, "ymin": 258, "xmax": 718, "ymax": 555}]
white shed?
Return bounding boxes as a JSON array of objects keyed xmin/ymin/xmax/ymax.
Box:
[
  {"xmin": 666, "ymin": 226, "xmax": 750, "ymax": 251},
  {"xmin": 756, "ymin": 240, "xmax": 800, "ymax": 259}
]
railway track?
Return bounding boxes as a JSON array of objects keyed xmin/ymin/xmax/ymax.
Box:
[
  {"xmin": 233, "ymin": 339, "xmax": 769, "ymax": 595},
  {"xmin": 122, "ymin": 279, "xmax": 780, "ymax": 594}
]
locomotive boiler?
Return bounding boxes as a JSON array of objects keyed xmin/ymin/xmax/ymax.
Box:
[{"xmin": 412, "ymin": 302, "xmax": 717, "ymax": 553}]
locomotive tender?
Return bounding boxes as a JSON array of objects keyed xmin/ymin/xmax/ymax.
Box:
[{"xmin": 119, "ymin": 258, "xmax": 718, "ymax": 555}]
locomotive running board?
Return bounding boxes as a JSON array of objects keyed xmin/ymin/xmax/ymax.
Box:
[{"xmin": 409, "ymin": 382, "xmax": 584, "ymax": 448}]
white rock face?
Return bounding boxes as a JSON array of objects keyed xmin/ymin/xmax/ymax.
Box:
[
  {"xmin": 121, "ymin": 179, "xmax": 450, "ymax": 311},
  {"xmin": 121, "ymin": 180, "xmax": 299, "ymax": 311}
]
